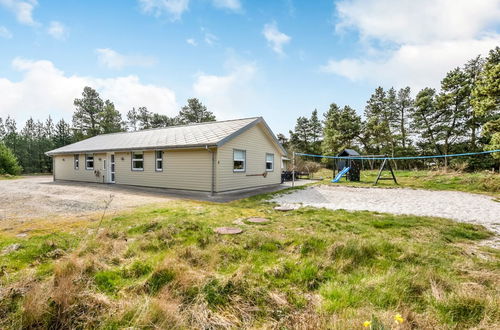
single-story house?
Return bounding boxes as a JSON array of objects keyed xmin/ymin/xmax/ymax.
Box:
[{"xmin": 45, "ymin": 117, "xmax": 287, "ymax": 194}]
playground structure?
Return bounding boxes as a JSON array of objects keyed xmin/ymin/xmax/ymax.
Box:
[{"xmin": 291, "ymin": 149, "xmax": 500, "ymax": 187}]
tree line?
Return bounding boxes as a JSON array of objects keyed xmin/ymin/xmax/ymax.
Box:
[
  {"xmin": 282, "ymin": 47, "xmax": 499, "ymax": 171},
  {"xmin": 0, "ymin": 87, "xmax": 216, "ymax": 174}
]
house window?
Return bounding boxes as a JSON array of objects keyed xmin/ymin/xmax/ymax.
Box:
[
  {"xmin": 85, "ymin": 154, "xmax": 94, "ymax": 170},
  {"xmin": 233, "ymin": 149, "xmax": 246, "ymax": 172},
  {"xmin": 155, "ymin": 150, "xmax": 163, "ymax": 171},
  {"xmin": 266, "ymin": 153, "xmax": 274, "ymax": 171},
  {"xmin": 74, "ymin": 154, "xmax": 79, "ymax": 170},
  {"xmin": 131, "ymin": 151, "xmax": 144, "ymax": 171}
]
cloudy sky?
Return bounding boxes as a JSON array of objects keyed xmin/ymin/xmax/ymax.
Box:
[{"xmin": 1, "ymin": 0, "xmax": 499, "ymax": 134}]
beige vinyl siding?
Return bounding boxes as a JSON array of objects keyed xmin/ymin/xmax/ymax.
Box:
[
  {"xmin": 216, "ymin": 123, "xmax": 283, "ymax": 192},
  {"xmin": 54, "ymin": 153, "xmax": 106, "ymax": 183},
  {"xmin": 114, "ymin": 149, "xmax": 212, "ymax": 191}
]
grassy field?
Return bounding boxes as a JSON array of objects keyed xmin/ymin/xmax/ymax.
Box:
[
  {"xmin": 0, "ymin": 185, "xmax": 499, "ymax": 329},
  {"xmin": 312, "ymin": 169, "xmax": 500, "ymax": 197}
]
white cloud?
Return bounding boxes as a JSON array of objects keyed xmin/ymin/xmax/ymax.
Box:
[
  {"xmin": 211, "ymin": 0, "xmax": 241, "ymax": 11},
  {"xmin": 47, "ymin": 21, "xmax": 67, "ymax": 40},
  {"xmin": 138, "ymin": 0, "xmax": 189, "ymax": 20},
  {"xmin": 262, "ymin": 21, "xmax": 291, "ymax": 55},
  {"xmin": 193, "ymin": 61, "xmax": 257, "ymax": 118},
  {"xmin": 0, "ymin": 58, "xmax": 178, "ymax": 123},
  {"xmin": 335, "ymin": 0, "xmax": 500, "ymax": 44},
  {"xmin": 0, "ymin": 0, "xmax": 38, "ymax": 26},
  {"xmin": 323, "ymin": 0, "xmax": 500, "ymax": 89},
  {"xmin": 322, "ymin": 36, "xmax": 500, "ymax": 90},
  {"xmin": 201, "ymin": 27, "xmax": 218, "ymax": 46},
  {"xmin": 0, "ymin": 26, "xmax": 12, "ymax": 38},
  {"xmin": 95, "ymin": 48, "xmax": 157, "ymax": 70},
  {"xmin": 186, "ymin": 38, "xmax": 197, "ymax": 46}
]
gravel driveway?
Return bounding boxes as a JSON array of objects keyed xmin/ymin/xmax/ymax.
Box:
[
  {"xmin": 272, "ymin": 185, "xmax": 500, "ymax": 247},
  {"xmin": 0, "ymin": 176, "xmax": 170, "ymax": 221}
]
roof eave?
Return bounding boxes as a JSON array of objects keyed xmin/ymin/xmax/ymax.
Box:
[
  {"xmin": 215, "ymin": 117, "xmax": 287, "ymax": 156},
  {"xmin": 45, "ymin": 143, "xmax": 218, "ymax": 156}
]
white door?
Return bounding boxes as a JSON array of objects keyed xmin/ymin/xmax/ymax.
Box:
[{"xmin": 109, "ymin": 153, "xmax": 116, "ymax": 183}]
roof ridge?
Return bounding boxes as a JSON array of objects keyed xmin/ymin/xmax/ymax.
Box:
[{"xmin": 91, "ymin": 116, "xmax": 262, "ymax": 138}]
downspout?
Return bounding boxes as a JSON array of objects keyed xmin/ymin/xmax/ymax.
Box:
[
  {"xmin": 52, "ymin": 157, "xmax": 55, "ymax": 181},
  {"xmin": 206, "ymin": 145, "xmax": 215, "ymax": 196}
]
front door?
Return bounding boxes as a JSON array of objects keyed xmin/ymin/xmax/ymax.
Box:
[{"xmin": 108, "ymin": 153, "xmax": 116, "ymax": 183}]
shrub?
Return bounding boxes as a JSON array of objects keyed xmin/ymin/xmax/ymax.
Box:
[{"xmin": 0, "ymin": 142, "xmax": 22, "ymax": 175}]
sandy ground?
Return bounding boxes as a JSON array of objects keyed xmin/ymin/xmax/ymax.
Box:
[
  {"xmin": 272, "ymin": 185, "xmax": 500, "ymax": 247},
  {"xmin": 0, "ymin": 176, "xmax": 170, "ymax": 222}
]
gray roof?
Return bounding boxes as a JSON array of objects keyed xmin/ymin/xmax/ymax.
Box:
[
  {"xmin": 338, "ymin": 149, "xmax": 360, "ymax": 156},
  {"xmin": 46, "ymin": 117, "xmax": 286, "ymax": 156}
]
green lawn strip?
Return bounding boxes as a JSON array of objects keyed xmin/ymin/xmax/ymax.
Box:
[
  {"xmin": 317, "ymin": 169, "xmax": 500, "ymax": 197},
  {"xmin": 0, "ymin": 198, "xmax": 498, "ymax": 328}
]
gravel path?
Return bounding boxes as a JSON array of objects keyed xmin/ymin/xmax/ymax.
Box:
[
  {"xmin": 272, "ymin": 185, "xmax": 500, "ymax": 247},
  {"xmin": 0, "ymin": 176, "xmax": 170, "ymax": 221}
]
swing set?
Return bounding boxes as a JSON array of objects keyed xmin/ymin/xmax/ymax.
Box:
[
  {"xmin": 291, "ymin": 148, "xmax": 500, "ymax": 187},
  {"xmin": 333, "ymin": 153, "xmax": 398, "ymax": 185}
]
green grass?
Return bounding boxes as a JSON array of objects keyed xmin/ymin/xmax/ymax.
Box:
[
  {"xmin": 0, "ymin": 174, "xmax": 22, "ymax": 180},
  {"xmin": 0, "ymin": 188, "xmax": 499, "ymax": 329},
  {"xmin": 316, "ymin": 168, "xmax": 500, "ymax": 197}
]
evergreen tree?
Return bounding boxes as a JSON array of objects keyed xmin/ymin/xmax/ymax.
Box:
[
  {"xmin": 137, "ymin": 106, "xmax": 152, "ymax": 129},
  {"xmin": 435, "ymin": 67, "xmax": 470, "ymax": 167},
  {"xmin": 289, "ymin": 116, "xmax": 310, "ymax": 153},
  {"xmin": 395, "ymin": 87, "xmax": 413, "ymax": 150},
  {"xmin": 322, "ymin": 103, "xmax": 361, "ymax": 154},
  {"xmin": 150, "ymin": 113, "xmax": 174, "ymax": 128},
  {"xmin": 100, "ymin": 100, "xmax": 124, "ymax": 133},
  {"xmin": 364, "ymin": 87, "xmax": 394, "ymax": 155},
  {"xmin": 411, "ymin": 88, "xmax": 443, "ymax": 156},
  {"xmin": 73, "ymin": 86, "xmax": 104, "ymax": 137},
  {"xmin": 126, "ymin": 107, "xmax": 139, "ymax": 131},
  {"xmin": 0, "ymin": 117, "xmax": 5, "ymax": 139},
  {"xmin": 177, "ymin": 98, "xmax": 216, "ymax": 124},
  {"xmin": 472, "ymin": 47, "xmax": 500, "ymax": 158},
  {"xmin": 53, "ymin": 119, "xmax": 73, "ymax": 148},
  {"xmin": 0, "ymin": 142, "xmax": 22, "ymax": 175}
]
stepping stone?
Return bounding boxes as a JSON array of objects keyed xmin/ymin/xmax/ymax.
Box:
[
  {"xmin": 274, "ymin": 205, "xmax": 295, "ymax": 212},
  {"xmin": 246, "ymin": 217, "xmax": 270, "ymax": 224},
  {"xmin": 214, "ymin": 227, "xmax": 243, "ymax": 235}
]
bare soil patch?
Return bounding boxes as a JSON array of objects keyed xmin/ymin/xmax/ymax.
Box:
[{"xmin": 0, "ymin": 176, "xmax": 170, "ymax": 232}]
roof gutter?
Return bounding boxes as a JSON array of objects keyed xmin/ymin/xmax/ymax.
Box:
[{"xmin": 45, "ymin": 143, "xmax": 219, "ymax": 156}]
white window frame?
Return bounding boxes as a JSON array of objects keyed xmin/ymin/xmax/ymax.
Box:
[
  {"xmin": 131, "ymin": 151, "xmax": 144, "ymax": 171},
  {"xmin": 74, "ymin": 154, "xmax": 79, "ymax": 170},
  {"xmin": 155, "ymin": 150, "xmax": 163, "ymax": 172},
  {"xmin": 265, "ymin": 153, "xmax": 274, "ymax": 172},
  {"xmin": 85, "ymin": 154, "xmax": 94, "ymax": 170},
  {"xmin": 233, "ymin": 149, "xmax": 246, "ymax": 172}
]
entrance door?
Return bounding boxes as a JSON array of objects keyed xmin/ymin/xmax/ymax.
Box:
[{"xmin": 109, "ymin": 153, "xmax": 116, "ymax": 183}]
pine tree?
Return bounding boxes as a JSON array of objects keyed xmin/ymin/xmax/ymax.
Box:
[
  {"xmin": 436, "ymin": 67, "xmax": 470, "ymax": 167},
  {"xmin": 73, "ymin": 86, "xmax": 104, "ymax": 137},
  {"xmin": 364, "ymin": 87, "xmax": 393, "ymax": 155},
  {"xmin": 322, "ymin": 103, "xmax": 361, "ymax": 155},
  {"xmin": 289, "ymin": 116, "xmax": 310, "ymax": 153},
  {"xmin": 100, "ymin": 100, "xmax": 124, "ymax": 134},
  {"xmin": 53, "ymin": 119, "xmax": 73, "ymax": 148},
  {"xmin": 395, "ymin": 87, "xmax": 413, "ymax": 150},
  {"xmin": 127, "ymin": 108, "xmax": 139, "ymax": 131},
  {"xmin": 177, "ymin": 98, "xmax": 216, "ymax": 124},
  {"xmin": 472, "ymin": 47, "xmax": 500, "ymax": 158}
]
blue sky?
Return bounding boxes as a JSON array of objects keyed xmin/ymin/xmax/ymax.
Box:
[{"xmin": 1, "ymin": 0, "xmax": 499, "ymax": 135}]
